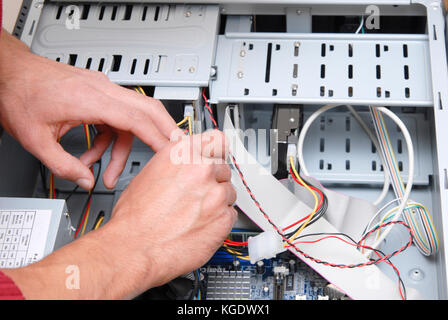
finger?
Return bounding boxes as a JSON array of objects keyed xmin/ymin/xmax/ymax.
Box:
[
  {"xmin": 82, "ymin": 80, "xmax": 178, "ymax": 141},
  {"xmin": 214, "ymin": 163, "xmax": 231, "ymax": 183},
  {"xmin": 200, "ymin": 130, "xmax": 228, "ymax": 160},
  {"xmin": 30, "ymin": 129, "xmax": 94, "ymax": 190},
  {"xmin": 221, "ymin": 182, "xmax": 237, "ymax": 206},
  {"xmin": 73, "ymin": 89, "xmax": 170, "ymax": 152},
  {"xmin": 102, "ymin": 131, "xmax": 134, "ymax": 189},
  {"xmin": 79, "ymin": 125, "xmax": 114, "ymax": 167}
]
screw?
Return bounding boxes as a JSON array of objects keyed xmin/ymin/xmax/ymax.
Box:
[
  {"xmin": 296, "ymin": 10, "xmax": 302, "ymax": 15},
  {"xmin": 189, "ymin": 66, "xmax": 195, "ymax": 73},
  {"xmin": 185, "ymin": 11, "xmax": 191, "ymax": 17},
  {"xmin": 289, "ymin": 118, "xmax": 295, "ymax": 123},
  {"xmin": 240, "ymin": 50, "xmax": 246, "ymax": 57},
  {"xmin": 294, "ymin": 41, "xmax": 301, "ymax": 48},
  {"xmin": 237, "ymin": 71, "xmax": 244, "ymax": 79}
]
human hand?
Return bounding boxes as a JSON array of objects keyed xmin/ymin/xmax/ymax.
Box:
[
  {"xmin": 109, "ymin": 130, "xmax": 237, "ymax": 290},
  {"xmin": 0, "ymin": 30, "xmax": 178, "ymax": 190},
  {"xmin": 1, "ymin": 131, "xmax": 237, "ymax": 299}
]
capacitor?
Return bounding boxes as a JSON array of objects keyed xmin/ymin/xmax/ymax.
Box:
[
  {"xmin": 256, "ymin": 260, "xmax": 265, "ymax": 274},
  {"xmin": 262, "ymin": 284, "xmax": 270, "ymax": 296}
]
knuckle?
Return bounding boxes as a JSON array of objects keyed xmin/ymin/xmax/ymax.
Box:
[{"xmin": 195, "ymin": 163, "xmax": 215, "ymax": 181}]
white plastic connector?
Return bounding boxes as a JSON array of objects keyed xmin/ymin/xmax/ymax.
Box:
[
  {"xmin": 286, "ymin": 143, "xmax": 297, "ymax": 172},
  {"xmin": 183, "ymin": 105, "xmax": 194, "ymax": 119},
  {"xmin": 248, "ymin": 230, "xmax": 286, "ymax": 264}
]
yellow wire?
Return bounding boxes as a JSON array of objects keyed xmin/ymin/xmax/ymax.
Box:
[
  {"xmin": 94, "ymin": 216, "xmax": 104, "ymax": 231},
  {"xmin": 288, "ymin": 156, "xmax": 319, "ymax": 243},
  {"xmin": 177, "ymin": 117, "xmax": 189, "ymax": 127},
  {"xmin": 81, "ymin": 124, "xmax": 92, "ymax": 236},
  {"xmin": 188, "ymin": 116, "xmax": 193, "ymax": 135},
  {"xmin": 136, "ymin": 86, "xmax": 146, "ymax": 96}
]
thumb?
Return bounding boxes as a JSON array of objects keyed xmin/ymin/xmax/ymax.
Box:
[{"xmin": 31, "ymin": 132, "xmax": 95, "ymax": 190}]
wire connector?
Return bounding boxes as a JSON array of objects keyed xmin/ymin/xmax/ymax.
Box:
[{"xmin": 248, "ymin": 230, "xmax": 286, "ymax": 264}]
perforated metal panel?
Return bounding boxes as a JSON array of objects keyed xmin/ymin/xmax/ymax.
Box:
[
  {"xmin": 301, "ymin": 110, "xmax": 433, "ymax": 185},
  {"xmin": 210, "ymin": 34, "xmax": 433, "ymax": 106},
  {"xmin": 30, "ymin": 3, "xmax": 220, "ymax": 86}
]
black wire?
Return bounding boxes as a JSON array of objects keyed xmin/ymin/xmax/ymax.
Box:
[
  {"xmin": 293, "ymin": 231, "xmax": 407, "ymax": 300},
  {"xmin": 39, "ymin": 162, "xmax": 49, "ymax": 198},
  {"xmin": 75, "ymin": 159, "xmax": 102, "ymax": 230}
]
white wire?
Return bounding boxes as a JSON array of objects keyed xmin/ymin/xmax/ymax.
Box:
[
  {"xmin": 355, "ymin": 16, "xmax": 365, "ymax": 34},
  {"xmin": 297, "ymin": 104, "xmax": 390, "ymax": 206},
  {"xmin": 362, "ymin": 198, "xmax": 402, "ymax": 237},
  {"xmin": 364, "ymin": 107, "xmax": 414, "ymax": 256}
]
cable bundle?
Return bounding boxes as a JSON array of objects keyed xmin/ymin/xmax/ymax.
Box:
[{"xmin": 368, "ymin": 107, "xmax": 439, "ymax": 256}]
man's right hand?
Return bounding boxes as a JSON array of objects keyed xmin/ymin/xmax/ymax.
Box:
[{"xmin": 2, "ymin": 130, "xmax": 237, "ymax": 299}]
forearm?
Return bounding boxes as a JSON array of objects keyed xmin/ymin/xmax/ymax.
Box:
[{"xmin": 1, "ymin": 222, "xmax": 154, "ymax": 300}]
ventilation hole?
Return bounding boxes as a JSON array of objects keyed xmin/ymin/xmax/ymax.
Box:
[
  {"xmin": 272, "ymin": 89, "xmax": 277, "ymax": 96},
  {"xmin": 405, "ymin": 87, "xmax": 411, "ymax": 98},
  {"xmin": 348, "ymin": 44, "xmax": 353, "ymax": 57},
  {"xmin": 376, "ymin": 44, "xmax": 381, "ymax": 57},
  {"xmin": 404, "ymin": 65, "xmax": 409, "ymax": 80},
  {"xmin": 346, "ymin": 160, "xmax": 350, "ymax": 170},
  {"xmin": 433, "ymin": 25, "xmax": 438, "ymax": 41},
  {"xmin": 244, "ymin": 88, "xmax": 250, "ymax": 95},
  {"xmin": 398, "ymin": 161, "xmax": 403, "ymax": 172},
  {"xmin": 123, "ymin": 5, "xmax": 133, "ymax": 20},
  {"xmin": 294, "ymin": 44, "xmax": 299, "ymax": 57},
  {"xmin": 98, "ymin": 58, "xmax": 105, "ymax": 72},
  {"xmin": 345, "ymin": 139, "xmax": 351, "ymax": 153},
  {"xmin": 380, "ymin": 165, "xmax": 384, "ymax": 171},
  {"xmin": 320, "ymin": 86, "xmax": 325, "ymax": 97},
  {"xmin": 320, "ymin": 138, "xmax": 325, "ymax": 152},
  {"xmin": 85, "ymin": 57, "xmax": 92, "ymax": 69},
  {"xmin": 249, "ymin": 44, "xmax": 254, "ymax": 50},
  {"xmin": 276, "ymin": 44, "xmax": 281, "ymax": 51},
  {"xmin": 130, "ymin": 161, "xmax": 141, "ymax": 174},
  {"xmin": 130, "ymin": 59, "xmax": 137, "ymax": 74},
  {"xmin": 265, "ymin": 43, "xmax": 273, "ymax": 83},
  {"xmin": 68, "ymin": 54, "xmax": 78, "ymax": 66},
  {"xmin": 372, "ymin": 161, "xmax": 377, "ymax": 171},
  {"xmin": 372, "ymin": 142, "xmax": 376, "ymax": 153},
  {"xmin": 154, "ymin": 6, "xmax": 160, "ymax": 21},
  {"xmin": 385, "ymin": 91, "xmax": 390, "ymax": 98},
  {"xmin": 111, "ymin": 6, "xmax": 118, "ymax": 20},
  {"xmin": 403, "ymin": 44, "xmax": 408, "ymax": 58},
  {"xmin": 329, "ymin": 45, "xmax": 334, "ymax": 51},
  {"xmin": 56, "ymin": 57, "xmax": 61, "ymax": 62},
  {"xmin": 321, "ymin": 43, "xmax": 326, "ymax": 57},
  {"xmin": 111, "ymin": 55, "xmax": 122, "ymax": 72},
  {"xmin": 348, "ymin": 86, "xmax": 353, "ymax": 97},
  {"xmin": 346, "ymin": 117, "xmax": 351, "ymax": 131},
  {"xmin": 384, "ymin": 45, "xmax": 389, "ymax": 52},
  {"xmin": 320, "ymin": 117, "xmax": 325, "ymax": 131},
  {"xmin": 327, "ymin": 163, "xmax": 332, "ymax": 170},
  {"xmin": 56, "ymin": 5, "xmax": 63, "ymax": 19},
  {"xmin": 81, "ymin": 4, "xmax": 90, "ymax": 20},
  {"xmin": 293, "ymin": 64, "xmax": 298, "ymax": 78},
  {"xmin": 348, "ymin": 65, "xmax": 353, "ymax": 79},
  {"xmin": 319, "ymin": 160, "xmax": 324, "ymax": 170},
  {"xmin": 143, "ymin": 59, "xmax": 150, "ymax": 75},
  {"xmin": 377, "ymin": 87, "xmax": 382, "ymax": 98},
  {"xmin": 328, "ymin": 90, "xmax": 334, "ymax": 97},
  {"xmin": 376, "ymin": 65, "xmax": 381, "ymax": 79},
  {"xmin": 398, "ymin": 139, "xmax": 403, "ymax": 154},
  {"xmin": 142, "ymin": 6, "xmax": 148, "ymax": 21},
  {"xmin": 99, "ymin": 6, "xmax": 105, "ymax": 20},
  {"xmin": 320, "ymin": 64, "xmax": 326, "ymax": 79}
]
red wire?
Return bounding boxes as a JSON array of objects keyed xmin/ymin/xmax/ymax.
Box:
[
  {"xmin": 291, "ymin": 235, "xmax": 405, "ymax": 300},
  {"xmin": 202, "ymin": 89, "xmax": 218, "ymax": 129},
  {"xmin": 74, "ymin": 196, "xmax": 91, "ymax": 239}
]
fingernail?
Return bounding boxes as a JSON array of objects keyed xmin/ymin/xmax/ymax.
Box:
[{"xmin": 76, "ymin": 178, "xmax": 93, "ymax": 190}]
